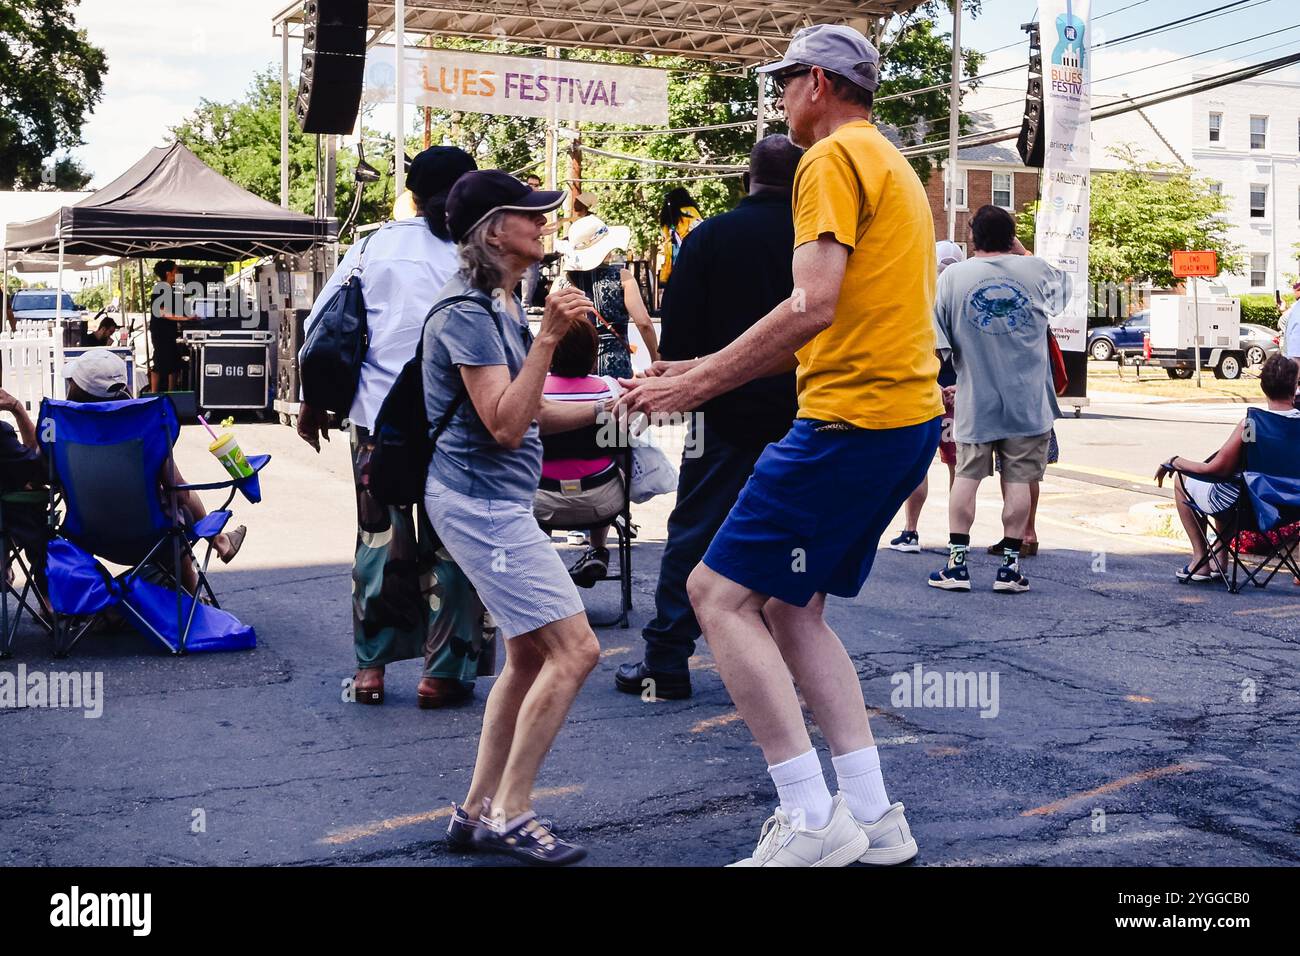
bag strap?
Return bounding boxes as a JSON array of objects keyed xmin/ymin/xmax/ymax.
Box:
[
  {"xmin": 347, "ymin": 229, "xmax": 379, "ymax": 281},
  {"xmin": 419, "ymin": 290, "xmax": 507, "ymax": 445}
]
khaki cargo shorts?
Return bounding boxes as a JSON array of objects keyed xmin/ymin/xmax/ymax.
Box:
[{"xmin": 956, "ymin": 432, "xmax": 1052, "ymax": 483}]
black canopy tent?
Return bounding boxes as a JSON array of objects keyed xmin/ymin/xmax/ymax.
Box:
[
  {"xmin": 2, "ymin": 142, "xmax": 335, "ymax": 391},
  {"xmin": 3, "ymin": 142, "xmax": 335, "ymax": 261}
]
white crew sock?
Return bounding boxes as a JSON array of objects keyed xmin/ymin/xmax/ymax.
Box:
[
  {"xmin": 832, "ymin": 745, "xmax": 892, "ymax": 824},
  {"xmin": 767, "ymin": 749, "xmax": 833, "ymax": 830}
]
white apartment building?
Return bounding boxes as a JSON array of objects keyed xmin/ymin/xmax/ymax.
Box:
[
  {"xmin": 1182, "ymin": 76, "xmax": 1300, "ymax": 296},
  {"xmin": 950, "ymin": 75, "xmax": 1300, "ymax": 297}
]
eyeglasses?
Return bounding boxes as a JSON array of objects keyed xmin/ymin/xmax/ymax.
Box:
[{"xmin": 772, "ymin": 67, "xmax": 812, "ymax": 94}]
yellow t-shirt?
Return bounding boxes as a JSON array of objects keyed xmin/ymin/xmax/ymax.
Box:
[{"xmin": 791, "ymin": 120, "xmax": 943, "ymax": 429}]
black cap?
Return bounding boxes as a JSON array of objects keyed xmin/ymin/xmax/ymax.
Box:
[
  {"xmin": 406, "ymin": 145, "xmax": 477, "ymax": 202},
  {"xmin": 98, "ymin": 316, "xmax": 119, "ymax": 330},
  {"xmin": 446, "ymin": 170, "xmax": 566, "ymax": 243}
]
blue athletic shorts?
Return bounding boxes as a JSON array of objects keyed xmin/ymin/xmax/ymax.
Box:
[{"xmin": 702, "ymin": 416, "xmax": 941, "ymax": 607}]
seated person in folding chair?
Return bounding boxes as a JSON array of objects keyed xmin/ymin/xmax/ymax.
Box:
[
  {"xmin": 63, "ymin": 349, "xmax": 247, "ymax": 594},
  {"xmin": 533, "ymin": 316, "xmax": 622, "ymax": 587},
  {"xmin": 1156, "ymin": 354, "xmax": 1300, "ymax": 582},
  {"xmin": 0, "ymin": 386, "xmax": 49, "ymax": 588}
]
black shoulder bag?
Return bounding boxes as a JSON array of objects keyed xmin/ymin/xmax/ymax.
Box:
[
  {"xmin": 298, "ymin": 230, "xmax": 377, "ymax": 415},
  {"xmin": 367, "ymin": 290, "xmax": 502, "ymax": 508}
]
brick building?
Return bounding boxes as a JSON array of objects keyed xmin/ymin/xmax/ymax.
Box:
[{"xmin": 924, "ymin": 143, "xmax": 1040, "ymax": 253}]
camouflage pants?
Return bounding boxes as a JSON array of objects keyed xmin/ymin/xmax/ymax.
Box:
[{"xmin": 350, "ymin": 429, "xmax": 496, "ymax": 681}]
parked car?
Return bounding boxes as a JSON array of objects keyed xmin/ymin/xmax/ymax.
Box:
[
  {"xmin": 9, "ymin": 290, "xmax": 86, "ymax": 322},
  {"xmin": 1087, "ymin": 311, "xmax": 1150, "ymax": 362},
  {"xmin": 1239, "ymin": 323, "xmax": 1280, "ymax": 367}
]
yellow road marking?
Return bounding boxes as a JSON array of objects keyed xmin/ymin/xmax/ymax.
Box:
[
  {"xmin": 1050, "ymin": 462, "xmax": 1157, "ymax": 486},
  {"xmin": 926, "ymin": 745, "xmax": 962, "ymax": 757},
  {"xmin": 320, "ymin": 785, "xmax": 583, "ymax": 845},
  {"xmin": 1124, "ymin": 695, "xmax": 1154, "ymax": 703},
  {"xmin": 1021, "ymin": 762, "xmax": 1206, "ymax": 817},
  {"xmin": 600, "ymin": 646, "xmax": 630, "ymax": 658},
  {"xmin": 1232, "ymin": 602, "xmax": 1300, "ymax": 619},
  {"xmin": 1032, "ymin": 513, "xmax": 1185, "ymax": 553},
  {"xmin": 691, "ymin": 710, "xmax": 743, "ymax": 734}
]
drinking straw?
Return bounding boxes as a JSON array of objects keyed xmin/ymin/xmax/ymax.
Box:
[{"xmin": 197, "ymin": 414, "xmax": 220, "ymax": 442}]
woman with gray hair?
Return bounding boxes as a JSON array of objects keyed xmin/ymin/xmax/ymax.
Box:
[{"xmin": 423, "ymin": 170, "xmax": 604, "ymax": 865}]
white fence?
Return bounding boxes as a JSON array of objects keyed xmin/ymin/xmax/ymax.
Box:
[
  {"xmin": 0, "ymin": 321, "xmax": 141, "ymax": 413},
  {"xmin": 0, "ymin": 321, "xmax": 66, "ymax": 412}
]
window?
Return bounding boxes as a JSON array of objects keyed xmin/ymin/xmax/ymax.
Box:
[
  {"xmin": 1208, "ymin": 180, "xmax": 1222, "ymax": 196},
  {"xmin": 1208, "ymin": 112, "xmax": 1222, "ymax": 143},
  {"xmin": 1250, "ymin": 184, "xmax": 1268, "ymax": 218},
  {"xmin": 1251, "ymin": 254, "xmax": 1268, "ymax": 288},
  {"xmin": 992, "ymin": 172, "xmax": 1013, "ymax": 209},
  {"xmin": 945, "ymin": 166, "xmax": 967, "ymax": 210},
  {"xmin": 1250, "ymin": 115, "xmax": 1268, "ymax": 150}
]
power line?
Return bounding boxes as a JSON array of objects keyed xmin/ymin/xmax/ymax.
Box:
[
  {"xmin": 882, "ymin": 0, "xmax": 1270, "ymax": 104},
  {"xmin": 577, "ymin": 144, "xmax": 747, "ymax": 170},
  {"xmin": 899, "ymin": 48, "xmax": 1300, "ymax": 158},
  {"xmin": 568, "ymin": 172, "xmax": 745, "ymax": 185},
  {"xmin": 887, "ymin": 23, "xmax": 1300, "ymax": 139}
]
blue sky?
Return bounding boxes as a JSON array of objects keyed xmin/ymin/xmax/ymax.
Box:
[{"xmin": 68, "ymin": 0, "xmax": 1300, "ymax": 188}]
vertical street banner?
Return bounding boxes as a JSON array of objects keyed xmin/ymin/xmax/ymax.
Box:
[
  {"xmin": 362, "ymin": 46, "xmax": 669, "ymax": 126},
  {"xmin": 1035, "ymin": 0, "xmax": 1091, "ymax": 352}
]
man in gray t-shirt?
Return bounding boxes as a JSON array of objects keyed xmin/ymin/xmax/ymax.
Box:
[{"xmin": 929, "ymin": 205, "xmax": 1070, "ymax": 595}]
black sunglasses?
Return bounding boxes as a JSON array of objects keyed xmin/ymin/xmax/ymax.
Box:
[{"xmin": 773, "ymin": 67, "xmax": 812, "ymax": 94}]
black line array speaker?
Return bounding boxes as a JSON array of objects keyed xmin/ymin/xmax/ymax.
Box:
[
  {"xmin": 296, "ymin": 0, "xmax": 368, "ymax": 135},
  {"xmin": 1016, "ymin": 22, "xmax": 1045, "ymax": 169}
]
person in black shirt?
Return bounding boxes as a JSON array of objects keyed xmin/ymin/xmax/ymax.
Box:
[
  {"xmin": 0, "ymin": 386, "xmax": 48, "ymax": 592},
  {"xmin": 149, "ymin": 260, "xmax": 193, "ymax": 392},
  {"xmin": 614, "ymin": 134, "xmax": 803, "ymax": 700},
  {"xmin": 79, "ymin": 316, "xmax": 119, "ymax": 348}
]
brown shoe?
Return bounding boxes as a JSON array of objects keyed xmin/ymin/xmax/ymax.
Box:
[
  {"xmin": 353, "ymin": 667, "xmax": 384, "ymax": 705},
  {"xmin": 1022, "ymin": 541, "xmax": 1039, "ymax": 557},
  {"xmin": 417, "ymin": 677, "xmax": 472, "ymax": 709}
]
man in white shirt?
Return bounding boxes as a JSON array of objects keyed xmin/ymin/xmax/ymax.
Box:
[
  {"xmin": 296, "ymin": 146, "xmax": 488, "ymax": 710},
  {"xmin": 1282, "ymin": 279, "xmax": 1300, "ymax": 375}
]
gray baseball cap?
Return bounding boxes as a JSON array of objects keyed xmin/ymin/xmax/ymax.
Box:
[{"xmin": 757, "ymin": 23, "xmax": 881, "ymax": 93}]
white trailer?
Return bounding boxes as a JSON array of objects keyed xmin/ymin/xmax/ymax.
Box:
[{"xmin": 1147, "ymin": 294, "xmax": 1245, "ymax": 380}]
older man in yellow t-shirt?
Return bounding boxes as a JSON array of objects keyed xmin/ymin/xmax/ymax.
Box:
[{"xmin": 617, "ymin": 24, "xmax": 942, "ymax": 867}]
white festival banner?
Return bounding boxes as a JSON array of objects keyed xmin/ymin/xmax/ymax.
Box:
[
  {"xmin": 1035, "ymin": 0, "xmax": 1091, "ymax": 352},
  {"xmin": 362, "ymin": 46, "xmax": 669, "ymax": 126}
]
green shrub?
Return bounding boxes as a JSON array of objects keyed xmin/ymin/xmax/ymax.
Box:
[{"xmin": 1240, "ymin": 294, "xmax": 1283, "ymax": 328}]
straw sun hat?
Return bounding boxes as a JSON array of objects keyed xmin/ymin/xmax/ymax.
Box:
[{"xmin": 556, "ymin": 215, "xmax": 632, "ymax": 271}]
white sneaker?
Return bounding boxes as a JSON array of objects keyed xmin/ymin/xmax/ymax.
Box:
[
  {"xmin": 850, "ymin": 799, "xmax": 919, "ymax": 865},
  {"xmin": 566, "ymin": 530, "xmax": 588, "ymax": 546},
  {"xmin": 727, "ymin": 794, "xmax": 869, "ymax": 867}
]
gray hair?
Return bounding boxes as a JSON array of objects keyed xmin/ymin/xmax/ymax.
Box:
[{"xmin": 458, "ymin": 210, "xmax": 509, "ymax": 293}]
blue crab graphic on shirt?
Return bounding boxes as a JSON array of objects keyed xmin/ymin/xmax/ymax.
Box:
[{"xmin": 966, "ymin": 281, "xmax": 1034, "ymax": 336}]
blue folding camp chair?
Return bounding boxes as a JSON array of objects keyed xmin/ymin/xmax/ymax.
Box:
[
  {"xmin": 36, "ymin": 395, "xmax": 270, "ymax": 657},
  {"xmin": 1178, "ymin": 407, "xmax": 1300, "ymax": 594}
]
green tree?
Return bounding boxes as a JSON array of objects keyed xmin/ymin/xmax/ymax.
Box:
[
  {"xmin": 0, "ymin": 0, "xmax": 106, "ymax": 188},
  {"xmin": 171, "ymin": 68, "xmax": 399, "ymax": 237},
  {"xmin": 872, "ymin": 7, "xmax": 985, "ymax": 181},
  {"xmin": 1017, "ymin": 145, "xmax": 1244, "ymax": 289}
]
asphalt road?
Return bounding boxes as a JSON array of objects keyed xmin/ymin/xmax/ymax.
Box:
[{"xmin": 2, "ymin": 395, "xmax": 1297, "ymax": 867}]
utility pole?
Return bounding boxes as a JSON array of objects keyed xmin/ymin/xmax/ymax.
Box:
[{"xmin": 947, "ymin": 0, "xmax": 962, "ymax": 242}]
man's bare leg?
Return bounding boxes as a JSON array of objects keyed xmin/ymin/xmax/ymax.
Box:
[
  {"xmin": 762, "ymin": 592, "xmax": 872, "ymax": 755},
  {"xmin": 901, "ymin": 475, "xmax": 927, "ymax": 532},
  {"xmin": 687, "ymin": 564, "xmax": 811, "ymax": 765}
]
